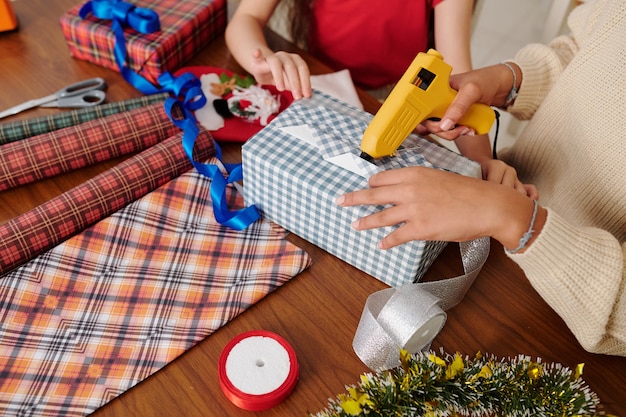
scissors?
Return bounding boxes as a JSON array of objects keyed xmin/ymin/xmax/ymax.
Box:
[{"xmin": 0, "ymin": 77, "xmax": 107, "ymax": 119}]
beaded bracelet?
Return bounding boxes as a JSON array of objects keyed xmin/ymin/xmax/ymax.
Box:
[
  {"xmin": 506, "ymin": 199, "xmax": 538, "ymax": 254},
  {"xmin": 501, "ymin": 62, "xmax": 519, "ymax": 107}
]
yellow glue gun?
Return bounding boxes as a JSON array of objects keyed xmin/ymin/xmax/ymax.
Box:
[{"xmin": 360, "ymin": 49, "xmax": 496, "ymax": 161}]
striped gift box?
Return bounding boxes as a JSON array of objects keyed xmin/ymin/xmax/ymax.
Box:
[
  {"xmin": 59, "ymin": 0, "xmax": 226, "ymax": 84},
  {"xmin": 242, "ymin": 90, "xmax": 482, "ymax": 288}
]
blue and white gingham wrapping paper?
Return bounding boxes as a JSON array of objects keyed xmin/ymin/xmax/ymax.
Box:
[{"xmin": 242, "ymin": 90, "xmax": 481, "ymax": 287}]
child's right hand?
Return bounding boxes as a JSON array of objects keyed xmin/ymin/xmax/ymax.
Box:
[
  {"xmin": 249, "ymin": 48, "xmax": 312, "ymax": 100},
  {"xmin": 418, "ymin": 64, "xmax": 516, "ymax": 140}
]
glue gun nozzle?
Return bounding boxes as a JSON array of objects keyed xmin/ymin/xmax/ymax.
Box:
[{"xmin": 359, "ymin": 151, "xmax": 375, "ymax": 163}]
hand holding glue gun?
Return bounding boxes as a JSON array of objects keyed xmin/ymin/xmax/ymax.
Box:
[
  {"xmin": 416, "ymin": 62, "xmax": 522, "ymax": 141},
  {"xmin": 360, "ymin": 50, "xmax": 532, "ymax": 197},
  {"xmin": 359, "ymin": 49, "xmax": 496, "ymax": 161}
]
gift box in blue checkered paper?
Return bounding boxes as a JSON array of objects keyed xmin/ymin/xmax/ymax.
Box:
[{"xmin": 242, "ymin": 90, "xmax": 481, "ymax": 287}]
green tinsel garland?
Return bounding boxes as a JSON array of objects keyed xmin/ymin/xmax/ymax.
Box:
[{"xmin": 310, "ymin": 349, "xmax": 613, "ymax": 417}]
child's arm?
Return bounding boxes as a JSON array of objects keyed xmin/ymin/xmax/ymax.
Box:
[
  {"xmin": 433, "ymin": 0, "xmax": 474, "ymax": 75},
  {"xmin": 225, "ymin": 0, "xmax": 312, "ymax": 99}
]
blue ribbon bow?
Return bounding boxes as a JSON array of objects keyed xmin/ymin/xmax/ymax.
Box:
[{"xmin": 80, "ymin": 0, "xmax": 162, "ymax": 94}]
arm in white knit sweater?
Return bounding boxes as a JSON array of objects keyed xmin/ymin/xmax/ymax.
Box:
[
  {"xmin": 505, "ymin": 3, "xmax": 580, "ymax": 120},
  {"xmin": 495, "ymin": 0, "xmax": 626, "ymax": 355},
  {"xmin": 402, "ymin": 0, "xmax": 626, "ymax": 356},
  {"xmin": 511, "ymin": 211, "xmax": 626, "ymax": 356}
]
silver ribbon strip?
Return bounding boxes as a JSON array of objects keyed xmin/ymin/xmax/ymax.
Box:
[{"xmin": 353, "ymin": 237, "xmax": 490, "ymax": 371}]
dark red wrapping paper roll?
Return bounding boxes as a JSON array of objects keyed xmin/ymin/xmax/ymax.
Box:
[
  {"xmin": 0, "ymin": 101, "xmax": 181, "ymax": 192},
  {"xmin": 0, "ymin": 129, "xmax": 215, "ymax": 275}
]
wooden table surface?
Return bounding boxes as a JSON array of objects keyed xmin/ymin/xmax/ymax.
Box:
[{"xmin": 1, "ymin": 1, "xmax": 624, "ymax": 416}]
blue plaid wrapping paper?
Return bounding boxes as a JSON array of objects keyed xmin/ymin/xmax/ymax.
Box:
[{"xmin": 242, "ymin": 90, "xmax": 481, "ymax": 287}]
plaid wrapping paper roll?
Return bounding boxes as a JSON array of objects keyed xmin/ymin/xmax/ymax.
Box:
[
  {"xmin": 0, "ymin": 128, "xmax": 215, "ymax": 275},
  {"xmin": 0, "ymin": 101, "xmax": 180, "ymax": 192},
  {"xmin": 243, "ymin": 90, "xmax": 481, "ymax": 288},
  {"xmin": 0, "ymin": 166, "xmax": 311, "ymax": 416},
  {"xmin": 0, "ymin": 93, "xmax": 169, "ymax": 145},
  {"xmin": 60, "ymin": 0, "xmax": 227, "ymax": 84}
]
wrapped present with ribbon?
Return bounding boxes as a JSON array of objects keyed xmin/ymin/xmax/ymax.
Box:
[
  {"xmin": 59, "ymin": 0, "xmax": 227, "ymax": 86},
  {"xmin": 242, "ymin": 90, "xmax": 482, "ymax": 288}
]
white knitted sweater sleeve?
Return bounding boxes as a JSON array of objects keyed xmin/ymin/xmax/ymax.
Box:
[
  {"xmin": 503, "ymin": 0, "xmax": 626, "ymax": 356},
  {"xmin": 511, "ymin": 211, "xmax": 626, "ymax": 355}
]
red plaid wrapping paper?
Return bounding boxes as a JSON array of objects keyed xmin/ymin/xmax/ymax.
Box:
[
  {"xmin": 0, "ymin": 129, "xmax": 215, "ymax": 275},
  {"xmin": 0, "ymin": 164, "xmax": 311, "ymax": 417},
  {"xmin": 60, "ymin": 0, "xmax": 227, "ymax": 84},
  {"xmin": 0, "ymin": 102, "xmax": 180, "ymax": 192}
]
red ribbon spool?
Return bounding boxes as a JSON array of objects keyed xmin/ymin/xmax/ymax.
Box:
[{"xmin": 218, "ymin": 330, "xmax": 299, "ymax": 411}]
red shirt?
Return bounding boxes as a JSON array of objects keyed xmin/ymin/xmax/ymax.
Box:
[{"xmin": 308, "ymin": 0, "xmax": 443, "ymax": 90}]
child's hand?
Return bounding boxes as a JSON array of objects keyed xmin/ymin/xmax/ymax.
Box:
[
  {"xmin": 480, "ymin": 159, "xmax": 538, "ymax": 199},
  {"xmin": 249, "ymin": 48, "xmax": 312, "ymax": 99}
]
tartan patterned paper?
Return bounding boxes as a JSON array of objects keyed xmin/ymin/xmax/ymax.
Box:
[
  {"xmin": 0, "ymin": 129, "xmax": 215, "ymax": 276},
  {"xmin": 60, "ymin": 0, "xmax": 227, "ymax": 84},
  {"xmin": 0, "ymin": 94, "xmax": 169, "ymax": 145},
  {"xmin": 242, "ymin": 90, "xmax": 481, "ymax": 287},
  {"xmin": 0, "ymin": 165, "xmax": 311, "ymax": 416},
  {"xmin": 0, "ymin": 101, "xmax": 180, "ymax": 192}
]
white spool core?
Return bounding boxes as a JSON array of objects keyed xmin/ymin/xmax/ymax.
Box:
[
  {"xmin": 225, "ymin": 335, "xmax": 291, "ymax": 395},
  {"xmin": 403, "ymin": 314, "xmax": 446, "ymax": 353}
]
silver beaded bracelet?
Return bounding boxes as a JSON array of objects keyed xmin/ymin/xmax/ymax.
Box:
[
  {"xmin": 501, "ymin": 62, "xmax": 519, "ymax": 107},
  {"xmin": 506, "ymin": 199, "xmax": 538, "ymax": 254}
]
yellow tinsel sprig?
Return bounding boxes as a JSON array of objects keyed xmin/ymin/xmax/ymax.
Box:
[{"xmin": 308, "ymin": 349, "xmax": 607, "ymax": 417}]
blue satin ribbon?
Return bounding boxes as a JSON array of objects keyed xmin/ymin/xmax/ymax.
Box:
[
  {"xmin": 158, "ymin": 73, "xmax": 261, "ymax": 229},
  {"xmin": 80, "ymin": 0, "xmax": 162, "ymax": 94},
  {"xmin": 80, "ymin": 0, "xmax": 260, "ymax": 229}
]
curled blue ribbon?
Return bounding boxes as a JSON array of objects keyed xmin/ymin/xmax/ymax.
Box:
[
  {"xmin": 158, "ymin": 72, "xmax": 206, "ymax": 111},
  {"xmin": 164, "ymin": 78, "xmax": 260, "ymax": 229},
  {"xmin": 80, "ymin": 0, "xmax": 162, "ymax": 94}
]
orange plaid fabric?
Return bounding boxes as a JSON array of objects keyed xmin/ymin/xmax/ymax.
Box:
[{"xmin": 0, "ymin": 164, "xmax": 311, "ymax": 416}]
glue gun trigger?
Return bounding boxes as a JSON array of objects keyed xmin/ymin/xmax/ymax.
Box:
[{"xmin": 423, "ymin": 117, "xmax": 462, "ymax": 133}]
